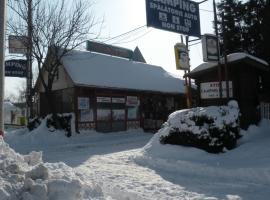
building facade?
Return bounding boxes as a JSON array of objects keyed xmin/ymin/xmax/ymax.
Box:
[
  {"xmin": 35, "ymin": 45, "xmax": 186, "ymax": 132},
  {"xmin": 186, "ymin": 53, "xmax": 270, "ymax": 129}
]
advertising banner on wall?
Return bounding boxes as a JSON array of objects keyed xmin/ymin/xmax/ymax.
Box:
[
  {"xmin": 200, "ymin": 81, "xmax": 233, "ymax": 99},
  {"xmin": 145, "ymin": 0, "xmax": 201, "ymax": 37},
  {"xmin": 5, "ymin": 59, "xmax": 27, "ymax": 78},
  {"xmin": 174, "ymin": 43, "xmax": 189, "ymax": 70},
  {"xmin": 78, "ymin": 97, "xmax": 90, "ymax": 110},
  {"xmin": 202, "ymin": 34, "xmax": 219, "ymax": 62}
]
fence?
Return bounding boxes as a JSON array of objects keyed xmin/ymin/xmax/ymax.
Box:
[{"xmin": 260, "ymin": 102, "xmax": 270, "ymax": 120}]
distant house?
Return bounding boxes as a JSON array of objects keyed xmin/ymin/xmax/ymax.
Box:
[
  {"xmin": 186, "ymin": 52, "xmax": 270, "ymax": 129},
  {"xmin": 4, "ymin": 101, "xmax": 22, "ymax": 125},
  {"xmin": 34, "ymin": 43, "xmax": 186, "ymax": 132}
]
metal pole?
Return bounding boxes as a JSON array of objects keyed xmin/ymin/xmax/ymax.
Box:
[
  {"xmin": 181, "ymin": 35, "xmax": 190, "ymax": 108},
  {"xmin": 221, "ymin": 12, "xmax": 230, "ymax": 101},
  {"xmin": 0, "ymin": 0, "xmax": 7, "ymax": 137},
  {"xmin": 213, "ymin": 0, "xmax": 223, "ymax": 103},
  {"xmin": 27, "ymin": 0, "xmax": 33, "ymax": 120},
  {"xmin": 186, "ymin": 35, "xmax": 192, "ymax": 108}
]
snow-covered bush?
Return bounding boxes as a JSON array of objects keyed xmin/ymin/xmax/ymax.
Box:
[
  {"xmin": 46, "ymin": 114, "xmax": 72, "ymax": 137},
  {"xmin": 28, "ymin": 117, "xmax": 42, "ymax": 131},
  {"xmin": 160, "ymin": 101, "xmax": 240, "ymax": 153},
  {"xmin": 28, "ymin": 114, "xmax": 73, "ymax": 137},
  {"xmin": 0, "ymin": 138, "xmax": 105, "ymax": 200}
]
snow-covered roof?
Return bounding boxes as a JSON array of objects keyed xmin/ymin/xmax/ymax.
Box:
[
  {"xmin": 189, "ymin": 52, "xmax": 269, "ymax": 76},
  {"xmin": 61, "ymin": 50, "xmax": 185, "ymax": 94},
  {"xmin": 4, "ymin": 101, "xmax": 20, "ymax": 112}
]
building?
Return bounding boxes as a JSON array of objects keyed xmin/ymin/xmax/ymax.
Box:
[
  {"xmin": 186, "ymin": 52, "xmax": 270, "ymax": 129},
  {"xmin": 35, "ymin": 44, "xmax": 186, "ymax": 132}
]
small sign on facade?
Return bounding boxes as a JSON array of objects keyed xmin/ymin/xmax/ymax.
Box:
[
  {"xmin": 126, "ymin": 96, "xmax": 139, "ymax": 106},
  {"xmin": 202, "ymin": 34, "xmax": 219, "ymax": 62},
  {"xmin": 78, "ymin": 97, "xmax": 90, "ymax": 110},
  {"xmin": 174, "ymin": 43, "xmax": 189, "ymax": 70},
  {"xmin": 200, "ymin": 81, "xmax": 233, "ymax": 99},
  {"xmin": 145, "ymin": 0, "xmax": 201, "ymax": 37},
  {"xmin": 8, "ymin": 35, "xmax": 28, "ymax": 54},
  {"xmin": 112, "ymin": 97, "xmax": 126, "ymax": 104},
  {"xmin": 97, "ymin": 97, "xmax": 111, "ymax": 103},
  {"xmin": 5, "ymin": 59, "xmax": 27, "ymax": 78}
]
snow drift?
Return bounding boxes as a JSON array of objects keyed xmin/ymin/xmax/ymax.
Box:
[{"xmin": 0, "ymin": 138, "xmax": 105, "ymax": 200}]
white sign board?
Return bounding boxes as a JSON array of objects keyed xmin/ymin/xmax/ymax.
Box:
[
  {"xmin": 78, "ymin": 97, "xmax": 89, "ymax": 110},
  {"xmin": 200, "ymin": 81, "xmax": 233, "ymax": 99},
  {"xmin": 97, "ymin": 97, "xmax": 111, "ymax": 103},
  {"xmin": 112, "ymin": 97, "xmax": 125, "ymax": 104},
  {"xmin": 202, "ymin": 34, "xmax": 219, "ymax": 62},
  {"xmin": 126, "ymin": 96, "xmax": 139, "ymax": 106}
]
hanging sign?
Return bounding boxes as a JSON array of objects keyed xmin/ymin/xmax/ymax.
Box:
[
  {"xmin": 5, "ymin": 59, "xmax": 27, "ymax": 78},
  {"xmin": 174, "ymin": 43, "xmax": 189, "ymax": 70},
  {"xmin": 200, "ymin": 81, "xmax": 233, "ymax": 99},
  {"xmin": 145, "ymin": 0, "xmax": 201, "ymax": 37},
  {"xmin": 202, "ymin": 34, "xmax": 219, "ymax": 62},
  {"xmin": 8, "ymin": 35, "xmax": 28, "ymax": 54},
  {"xmin": 78, "ymin": 97, "xmax": 90, "ymax": 110}
]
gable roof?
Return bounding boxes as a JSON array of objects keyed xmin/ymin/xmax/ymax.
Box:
[
  {"xmin": 187, "ymin": 52, "xmax": 269, "ymax": 78},
  {"xmin": 61, "ymin": 50, "xmax": 185, "ymax": 94}
]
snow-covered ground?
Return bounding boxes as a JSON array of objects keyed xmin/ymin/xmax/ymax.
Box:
[{"xmin": 3, "ymin": 118, "xmax": 270, "ymax": 199}]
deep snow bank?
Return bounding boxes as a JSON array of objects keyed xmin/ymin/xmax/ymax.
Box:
[
  {"xmin": 134, "ymin": 105, "xmax": 270, "ymax": 185},
  {"xmin": 0, "ymin": 138, "xmax": 105, "ymax": 200}
]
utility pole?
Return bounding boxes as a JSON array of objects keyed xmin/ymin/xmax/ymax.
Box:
[
  {"xmin": 27, "ymin": 0, "xmax": 33, "ymax": 120},
  {"xmin": 221, "ymin": 12, "xmax": 230, "ymax": 101},
  {"xmin": 213, "ymin": 0, "xmax": 223, "ymax": 103},
  {"xmin": 0, "ymin": 0, "xmax": 7, "ymax": 137}
]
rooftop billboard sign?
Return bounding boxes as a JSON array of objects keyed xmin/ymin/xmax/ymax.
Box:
[{"xmin": 145, "ymin": 0, "xmax": 201, "ymax": 37}]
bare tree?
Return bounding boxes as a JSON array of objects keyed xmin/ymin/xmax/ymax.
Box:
[{"xmin": 7, "ymin": 0, "xmax": 102, "ymax": 116}]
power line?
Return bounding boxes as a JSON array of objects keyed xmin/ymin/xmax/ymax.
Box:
[
  {"xmin": 200, "ymin": 8, "xmax": 213, "ymax": 13},
  {"xmin": 101, "ymin": 25, "xmax": 147, "ymax": 44},
  {"xmin": 112, "ymin": 29, "xmax": 153, "ymax": 45}
]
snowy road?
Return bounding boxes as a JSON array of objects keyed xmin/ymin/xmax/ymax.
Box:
[{"xmin": 5, "ymin": 126, "xmax": 270, "ymax": 200}]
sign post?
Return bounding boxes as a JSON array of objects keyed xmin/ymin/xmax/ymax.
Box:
[
  {"xmin": 145, "ymin": 0, "xmax": 204, "ymax": 108},
  {"xmin": 0, "ymin": 0, "xmax": 7, "ymax": 137}
]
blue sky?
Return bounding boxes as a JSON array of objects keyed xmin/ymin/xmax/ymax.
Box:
[{"xmin": 5, "ymin": 0, "xmax": 215, "ymax": 98}]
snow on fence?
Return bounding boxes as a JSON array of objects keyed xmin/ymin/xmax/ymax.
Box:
[{"xmin": 260, "ymin": 102, "xmax": 270, "ymax": 120}]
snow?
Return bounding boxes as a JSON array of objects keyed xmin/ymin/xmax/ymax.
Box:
[
  {"xmin": 191, "ymin": 52, "xmax": 269, "ymax": 74},
  {"xmin": 165, "ymin": 100, "xmax": 239, "ymax": 135},
  {"xmin": 3, "ymin": 114, "xmax": 270, "ymax": 199},
  {"xmin": 0, "ymin": 138, "xmax": 106, "ymax": 199},
  {"xmin": 61, "ymin": 50, "xmax": 185, "ymax": 94}
]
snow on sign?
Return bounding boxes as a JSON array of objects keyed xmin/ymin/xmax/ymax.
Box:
[
  {"xmin": 145, "ymin": 0, "xmax": 201, "ymax": 37},
  {"xmin": 200, "ymin": 81, "xmax": 233, "ymax": 99}
]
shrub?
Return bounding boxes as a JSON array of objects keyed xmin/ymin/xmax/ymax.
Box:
[
  {"xmin": 46, "ymin": 114, "xmax": 72, "ymax": 137},
  {"xmin": 160, "ymin": 101, "xmax": 240, "ymax": 153},
  {"xmin": 27, "ymin": 117, "xmax": 42, "ymax": 131}
]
